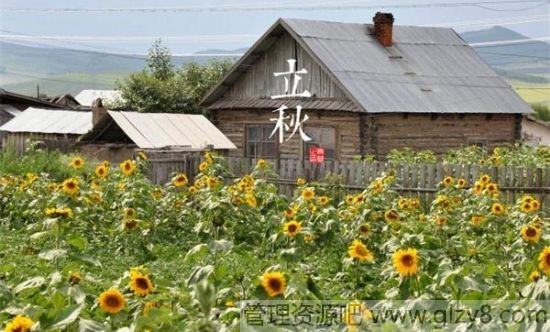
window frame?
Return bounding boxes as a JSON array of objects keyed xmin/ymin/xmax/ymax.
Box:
[
  {"xmin": 301, "ymin": 125, "xmax": 339, "ymax": 161},
  {"xmin": 244, "ymin": 124, "xmax": 279, "ymax": 159}
]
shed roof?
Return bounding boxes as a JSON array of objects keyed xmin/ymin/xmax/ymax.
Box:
[
  {"xmin": 201, "ymin": 18, "xmax": 532, "ymax": 114},
  {"xmin": 0, "ymin": 108, "xmax": 92, "ymax": 134},
  {"xmin": 0, "ymin": 105, "xmax": 22, "ymax": 117},
  {"xmin": 75, "ymin": 90, "xmax": 122, "ymax": 107},
  {"xmin": 82, "ymin": 111, "xmax": 236, "ymax": 150}
]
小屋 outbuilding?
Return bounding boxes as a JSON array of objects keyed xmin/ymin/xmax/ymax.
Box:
[{"xmin": 200, "ymin": 13, "xmax": 533, "ymax": 161}]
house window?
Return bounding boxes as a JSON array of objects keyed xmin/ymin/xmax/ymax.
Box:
[
  {"xmin": 303, "ymin": 127, "xmax": 336, "ymax": 160},
  {"xmin": 246, "ymin": 126, "xmax": 277, "ymax": 158}
]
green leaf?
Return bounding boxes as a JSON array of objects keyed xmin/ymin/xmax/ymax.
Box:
[
  {"xmin": 69, "ymin": 285, "xmax": 86, "ymax": 304},
  {"xmin": 38, "ymin": 249, "xmax": 67, "ymax": 261},
  {"xmin": 49, "ymin": 304, "xmax": 84, "ymax": 330},
  {"xmin": 186, "ymin": 265, "xmax": 214, "ymax": 285},
  {"xmin": 211, "ymin": 239, "xmax": 233, "ymax": 253},
  {"xmin": 14, "ymin": 277, "xmax": 46, "ymax": 293},
  {"xmin": 184, "ymin": 243, "xmax": 209, "ymax": 263},
  {"xmin": 67, "ymin": 236, "xmax": 88, "ymax": 250},
  {"xmin": 79, "ymin": 318, "xmax": 106, "ymax": 332}
]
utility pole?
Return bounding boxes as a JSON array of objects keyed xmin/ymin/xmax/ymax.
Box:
[{"xmin": 36, "ymin": 85, "xmax": 40, "ymax": 98}]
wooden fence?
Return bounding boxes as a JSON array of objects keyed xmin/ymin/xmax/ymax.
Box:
[{"xmin": 146, "ymin": 152, "xmax": 550, "ymax": 206}]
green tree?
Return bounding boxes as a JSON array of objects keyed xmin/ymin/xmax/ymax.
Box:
[
  {"xmin": 531, "ymin": 103, "xmax": 550, "ymax": 122},
  {"xmin": 117, "ymin": 40, "xmax": 233, "ymax": 113}
]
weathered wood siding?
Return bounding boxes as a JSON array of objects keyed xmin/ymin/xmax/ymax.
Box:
[
  {"xmin": 3, "ymin": 133, "xmax": 78, "ymax": 154},
  {"xmin": 363, "ymin": 113, "xmax": 520, "ymax": 157},
  {"xmin": 213, "ymin": 110, "xmax": 519, "ymax": 160},
  {"xmin": 213, "ymin": 109, "xmax": 362, "ymax": 160},
  {"xmin": 79, "ymin": 144, "xmax": 137, "ymax": 163},
  {"xmin": 224, "ymin": 32, "xmax": 347, "ymax": 99}
]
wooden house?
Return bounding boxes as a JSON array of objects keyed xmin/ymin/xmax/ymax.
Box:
[
  {"xmin": 200, "ymin": 14, "xmax": 533, "ymax": 161},
  {"xmin": 522, "ymin": 115, "xmax": 550, "ymax": 146},
  {"xmin": 78, "ymin": 102, "xmax": 236, "ymax": 162},
  {"xmin": 0, "ymin": 108, "xmax": 92, "ymax": 154}
]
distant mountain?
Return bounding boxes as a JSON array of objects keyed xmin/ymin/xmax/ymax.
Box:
[{"xmin": 0, "ymin": 26, "xmax": 548, "ymax": 97}]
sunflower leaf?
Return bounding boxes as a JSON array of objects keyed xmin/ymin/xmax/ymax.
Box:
[
  {"xmin": 49, "ymin": 304, "xmax": 84, "ymax": 330},
  {"xmin": 14, "ymin": 277, "xmax": 46, "ymax": 293},
  {"xmin": 79, "ymin": 318, "xmax": 106, "ymax": 332},
  {"xmin": 38, "ymin": 249, "xmax": 67, "ymax": 261}
]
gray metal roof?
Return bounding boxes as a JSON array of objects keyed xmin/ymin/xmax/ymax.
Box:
[
  {"xmin": 202, "ymin": 18, "xmax": 532, "ymax": 114},
  {"xmin": 0, "ymin": 107, "xmax": 92, "ymax": 134},
  {"xmin": 0, "ymin": 105, "xmax": 22, "ymax": 117},
  {"xmin": 106, "ymin": 111, "xmax": 236, "ymax": 150}
]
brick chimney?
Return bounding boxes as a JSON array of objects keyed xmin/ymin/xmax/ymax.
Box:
[
  {"xmin": 91, "ymin": 97, "xmax": 107, "ymax": 126},
  {"xmin": 373, "ymin": 12, "xmax": 394, "ymax": 47}
]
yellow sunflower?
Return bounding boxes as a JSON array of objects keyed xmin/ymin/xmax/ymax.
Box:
[
  {"xmin": 256, "ymin": 159, "xmax": 267, "ymax": 169},
  {"xmin": 99, "ymin": 289, "xmax": 126, "ymax": 314},
  {"xmin": 283, "ymin": 220, "xmax": 302, "ymax": 237},
  {"xmin": 130, "ymin": 273, "xmax": 155, "ymax": 296},
  {"xmin": 123, "ymin": 218, "xmax": 137, "ymax": 230},
  {"xmin": 530, "ymin": 271, "xmax": 541, "ymax": 283},
  {"xmin": 442, "ymin": 176, "xmax": 453, "ymax": 187},
  {"xmin": 393, "ymin": 248, "xmax": 419, "ymax": 277},
  {"xmin": 3, "ymin": 315, "xmax": 34, "ymax": 332},
  {"xmin": 521, "ymin": 225, "xmax": 541, "ymax": 244},
  {"xmin": 538, "ymin": 246, "xmax": 550, "ymax": 275},
  {"xmin": 261, "ymin": 271, "xmax": 286, "ymax": 297},
  {"xmin": 471, "ymin": 215, "xmax": 485, "ymax": 226},
  {"xmin": 532, "ymin": 200, "xmax": 540, "ymax": 211},
  {"xmin": 69, "ymin": 157, "xmax": 84, "ymax": 169},
  {"xmin": 345, "ymin": 195, "xmax": 355, "ymax": 205},
  {"xmin": 62, "ymin": 178, "xmax": 79, "ymax": 195},
  {"xmin": 486, "ymin": 182, "xmax": 498, "ymax": 195},
  {"xmin": 343, "ymin": 300, "xmax": 372, "ymax": 332},
  {"xmin": 151, "ymin": 189, "xmax": 163, "ymax": 200},
  {"xmin": 296, "ymin": 177, "xmax": 306, "ymax": 186},
  {"xmin": 124, "ymin": 207, "xmax": 135, "ymax": 219},
  {"xmin": 491, "ymin": 203, "xmax": 505, "ymax": 215},
  {"xmin": 95, "ymin": 165, "xmax": 108, "ymax": 178},
  {"xmin": 172, "ymin": 173, "xmax": 188, "ymax": 187},
  {"xmin": 101, "ymin": 160, "xmax": 111, "ymax": 168},
  {"xmin": 348, "ymin": 240, "xmax": 374, "ymax": 262},
  {"xmin": 143, "ymin": 301, "xmax": 160, "ymax": 316},
  {"xmin": 188, "ymin": 186, "xmax": 198, "ymax": 194},
  {"xmin": 384, "ymin": 210, "xmax": 400, "ymax": 222},
  {"xmin": 207, "ymin": 176, "xmax": 219, "ymax": 188},
  {"xmin": 245, "ymin": 193, "xmax": 257, "ymax": 208},
  {"xmin": 120, "ymin": 160, "xmax": 136, "ymax": 176},
  {"xmin": 199, "ymin": 161, "xmax": 209, "ymax": 172},
  {"xmin": 358, "ymin": 224, "xmax": 369, "ymax": 236},
  {"xmin": 456, "ymin": 178, "xmax": 466, "ymax": 188},
  {"xmin": 284, "ymin": 207, "xmax": 297, "ymax": 218},
  {"xmin": 479, "ymin": 174, "xmax": 491, "ymax": 184},
  {"xmin": 521, "ymin": 201, "xmax": 533, "ymax": 213},
  {"xmin": 69, "ymin": 272, "xmax": 82, "ymax": 285},
  {"xmin": 137, "ymin": 151, "xmax": 148, "ymax": 160},
  {"xmin": 435, "ymin": 215, "xmax": 447, "ymax": 226},
  {"xmin": 318, "ymin": 196, "xmax": 330, "ymax": 206},
  {"xmin": 473, "ymin": 181, "xmax": 484, "ymax": 195},
  {"xmin": 301, "ymin": 188, "xmax": 315, "ymax": 201}
]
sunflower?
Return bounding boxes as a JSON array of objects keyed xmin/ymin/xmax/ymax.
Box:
[
  {"xmin": 491, "ymin": 203, "xmax": 505, "ymax": 215},
  {"xmin": 369, "ymin": 179, "xmax": 384, "ymax": 193},
  {"xmin": 471, "ymin": 215, "xmax": 485, "ymax": 226},
  {"xmin": 143, "ymin": 301, "xmax": 160, "ymax": 316},
  {"xmin": 205, "ymin": 152, "xmax": 214, "ymax": 165},
  {"xmin": 284, "ymin": 207, "xmax": 297, "ymax": 218},
  {"xmin": 62, "ymin": 178, "xmax": 79, "ymax": 195},
  {"xmin": 456, "ymin": 178, "xmax": 466, "ymax": 188},
  {"xmin": 283, "ymin": 220, "xmax": 302, "ymax": 237},
  {"xmin": 486, "ymin": 183, "xmax": 498, "ymax": 194},
  {"xmin": 245, "ymin": 194, "xmax": 257, "ymax": 208},
  {"xmin": 530, "ymin": 271, "xmax": 541, "ymax": 283},
  {"xmin": 130, "ymin": 273, "xmax": 155, "ymax": 296},
  {"xmin": 521, "ymin": 201, "xmax": 533, "ymax": 213},
  {"xmin": 393, "ymin": 248, "xmax": 419, "ymax": 277},
  {"xmin": 521, "ymin": 225, "xmax": 541, "ymax": 244},
  {"xmin": 99, "ymin": 289, "xmax": 126, "ymax": 314},
  {"xmin": 151, "ymin": 189, "xmax": 163, "ymax": 200},
  {"xmin": 3, "ymin": 315, "xmax": 34, "ymax": 332},
  {"xmin": 188, "ymin": 186, "xmax": 198, "ymax": 194},
  {"xmin": 435, "ymin": 215, "xmax": 447, "ymax": 226},
  {"xmin": 301, "ymin": 188, "xmax": 315, "ymax": 201},
  {"xmin": 343, "ymin": 300, "xmax": 372, "ymax": 332},
  {"xmin": 69, "ymin": 271, "xmax": 82, "ymax": 285},
  {"xmin": 199, "ymin": 162, "xmax": 209, "ymax": 172},
  {"xmin": 261, "ymin": 271, "xmax": 286, "ymax": 297},
  {"xmin": 473, "ymin": 181, "xmax": 484, "ymax": 195},
  {"xmin": 69, "ymin": 157, "xmax": 84, "ymax": 169},
  {"xmin": 101, "ymin": 160, "xmax": 111, "ymax": 168},
  {"xmin": 348, "ymin": 240, "xmax": 374, "ymax": 262},
  {"xmin": 172, "ymin": 173, "xmax": 188, "ymax": 187},
  {"xmin": 207, "ymin": 177, "xmax": 219, "ymax": 188},
  {"xmin": 124, "ymin": 208, "xmax": 136, "ymax": 219},
  {"xmin": 344, "ymin": 195, "xmax": 355, "ymax": 205},
  {"xmin": 538, "ymin": 246, "xmax": 550, "ymax": 275},
  {"xmin": 304, "ymin": 234, "xmax": 315, "ymax": 243},
  {"xmin": 95, "ymin": 165, "xmax": 108, "ymax": 178},
  {"xmin": 256, "ymin": 159, "xmax": 267, "ymax": 169},
  {"xmin": 522, "ymin": 195, "xmax": 535, "ymax": 204},
  {"xmin": 358, "ymin": 224, "xmax": 369, "ymax": 236},
  {"xmin": 296, "ymin": 177, "xmax": 306, "ymax": 186},
  {"xmin": 318, "ymin": 196, "xmax": 330, "ymax": 206},
  {"xmin": 443, "ymin": 176, "xmax": 453, "ymax": 186},
  {"xmin": 479, "ymin": 174, "xmax": 491, "ymax": 184},
  {"xmin": 384, "ymin": 210, "xmax": 400, "ymax": 222},
  {"xmin": 137, "ymin": 151, "xmax": 148, "ymax": 160},
  {"xmin": 355, "ymin": 194, "xmax": 365, "ymax": 204},
  {"xmin": 120, "ymin": 160, "xmax": 136, "ymax": 176},
  {"xmin": 123, "ymin": 218, "xmax": 137, "ymax": 230}
]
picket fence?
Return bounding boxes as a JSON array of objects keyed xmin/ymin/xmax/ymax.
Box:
[{"xmin": 145, "ymin": 151, "xmax": 550, "ymax": 206}]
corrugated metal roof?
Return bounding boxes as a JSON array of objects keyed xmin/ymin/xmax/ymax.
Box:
[
  {"xmin": 0, "ymin": 107, "xmax": 92, "ymax": 134},
  {"xmin": 208, "ymin": 98, "xmax": 358, "ymax": 111},
  {"xmin": 0, "ymin": 105, "xmax": 22, "ymax": 117},
  {"xmin": 107, "ymin": 111, "xmax": 236, "ymax": 150},
  {"xmin": 202, "ymin": 18, "xmax": 532, "ymax": 114},
  {"xmin": 75, "ymin": 90, "xmax": 122, "ymax": 107}
]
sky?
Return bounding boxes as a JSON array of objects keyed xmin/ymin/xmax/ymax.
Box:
[{"xmin": 1, "ymin": 0, "xmax": 549, "ymax": 55}]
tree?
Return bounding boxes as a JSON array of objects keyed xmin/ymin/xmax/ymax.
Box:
[{"xmin": 117, "ymin": 40, "xmax": 233, "ymax": 113}]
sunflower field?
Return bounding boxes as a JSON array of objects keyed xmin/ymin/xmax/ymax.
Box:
[{"xmin": 0, "ymin": 149, "xmax": 549, "ymax": 331}]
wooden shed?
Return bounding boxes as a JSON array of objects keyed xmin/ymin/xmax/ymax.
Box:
[
  {"xmin": 200, "ymin": 14, "xmax": 533, "ymax": 161},
  {"xmin": 78, "ymin": 109, "xmax": 236, "ymax": 162},
  {"xmin": 0, "ymin": 108, "xmax": 92, "ymax": 154}
]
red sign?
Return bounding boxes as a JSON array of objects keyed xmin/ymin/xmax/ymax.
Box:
[{"xmin": 309, "ymin": 147, "xmax": 325, "ymax": 163}]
